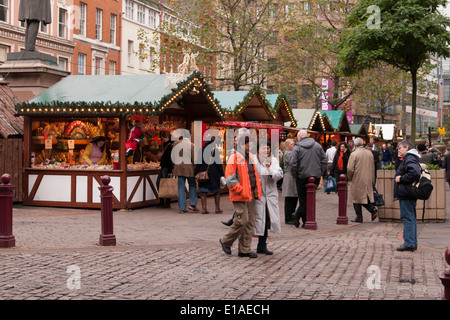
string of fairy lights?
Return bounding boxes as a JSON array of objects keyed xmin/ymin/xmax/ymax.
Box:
[{"xmin": 15, "ymin": 71, "xmax": 297, "ymax": 126}]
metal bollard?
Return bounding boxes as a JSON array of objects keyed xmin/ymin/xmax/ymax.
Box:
[
  {"xmin": 439, "ymin": 247, "xmax": 450, "ymax": 300},
  {"xmin": 0, "ymin": 174, "xmax": 15, "ymax": 248},
  {"xmin": 336, "ymin": 174, "xmax": 348, "ymax": 225},
  {"xmin": 304, "ymin": 177, "xmax": 317, "ymax": 230},
  {"xmin": 99, "ymin": 175, "xmax": 116, "ymax": 246}
]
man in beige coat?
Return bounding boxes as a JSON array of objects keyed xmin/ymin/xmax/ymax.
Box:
[
  {"xmin": 347, "ymin": 138, "xmax": 378, "ymax": 222},
  {"xmin": 171, "ymin": 130, "xmax": 199, "ymax": 213}
]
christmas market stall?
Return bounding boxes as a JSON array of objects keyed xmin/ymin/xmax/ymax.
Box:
[
  {"xmin": 349, "ymin": 123, "xmax": 368, "ymax": 139},
  {"xmin": 15, "ymin": 72, "xmax": 224, "ymax": 209},
  {"xmin": 211, "ymin": 86, "xmax": 283, "ymax": 160},
  {"xmin": 317, "ymin": 110, "xmax": 351, "ymax": 145},
  {"xmin": 265, "ymin": 93, "xmax": 298, "ymax": 141}
]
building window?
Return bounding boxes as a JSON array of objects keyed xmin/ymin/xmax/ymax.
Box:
[
  {"xmin": 40, "ymin": 21, "xmax": 48, "ymax": 33},
  {"xmin": 0, "ymin": 44, "xmax": 9, "ymax": 64},
  {"xmin": 78, "ymin": 53, "xmax": 86, "ymax": 75},
  {"xmin": 110, "ymin": 14, "xmax": 117, "ymax": 45},
  {"xmin": 0, "ymin": 0, "xmax": 8, "ymax": 23},
  {"xmin": 109, "ymin": 61, "xmax": 116, "ymax": 75},
  {"xmin": 137, "ymin": 5, "xmax": 145, "ymax": 24},
  {"xmin": 95, "ymin": 8, "xmax": 103, "ymax": 41},
  {"xmin": 58, "ymin": 57, "xmax": 68, "ymax": 71},
  {"xmin": 139, "ymin": 43, "xmax": 145, "ymax": 69},
  {"xmin": 148, "ymin": 10, "xmax": 157, "ymax": 29},
  {"xmin": 125, "ymin": 0, "xmax": 134, "ymax": 19},
  {"xmin": 94, "ymin": 57, "xmax": 103, "ymax": 75},
  {"xmin": 79, "ymin": 2, "xmax": 87, "ymax": 37},
  {"xmin": 58, "ymin": 8, "xmax": 67, "ymax": 38},
  {"xmin": 127, "ymin": 40, "xmax": 134, "ymax": 66}
]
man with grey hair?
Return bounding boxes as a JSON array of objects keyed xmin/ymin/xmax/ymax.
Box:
[
  {"xmin": 347, "ymin": 137, "xmax": 378, "ymax": 222},
  {"xmin": 290, "ymin": 130, "xmax": 327, "ymax": 228}
]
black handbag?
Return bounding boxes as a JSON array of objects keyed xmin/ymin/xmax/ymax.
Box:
[{"xmin": 373, "ymin": 186, "xmax": 384, "ymax": 207}]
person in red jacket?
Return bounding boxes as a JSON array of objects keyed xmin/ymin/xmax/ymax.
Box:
[{"xmin": 220, "ymin": 129, "xmax": 262, "ymax": 258}]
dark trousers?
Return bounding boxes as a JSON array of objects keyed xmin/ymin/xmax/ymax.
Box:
[
  {"xmin": 284, "ymin": 197, "xmax": 298, "ymax": 223},
  {"xmin": 25, "ymin": 20, "xmax": 40, "ymax": 51},
  {"xmin": 294, "ymin": 177, "xmax": 320, "ymax": 224},
  {"xmin": 257, "ymin": 211, "xmax": 270, "ymax": 250},
  {"xmin": 353, "ymin": 199, "xmax": 377, "ymax": 221}
]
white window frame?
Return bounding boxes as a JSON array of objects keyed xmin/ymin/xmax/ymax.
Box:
[
  {"xmin": 78, "ymin": 53, "xmax": 86, "ymax": 75},
  {"xmin": 95, "ymin": 8, "xmax": 103, "ymax": 41},
  {"xmin": 79, "ymin": 2, "xmax": 87, "ymax": 37},
  {"xmin": 0, "ymin": 0, "xmax": 9, "ymax": 23},
  {"xmin": 109, "ymin": 61, "xmax": 116, "ymax": 75},
  {"xmin": 137, "ymin": 5, "xmax": 145, "ymax": 24},
  {"xmin": 127, "ymin": 40, "xmax": 134, "ymax": 66},
  {"xmin": 110, "ymin": 14, "xmax": 117, "ymax": 45},
  {"xmin": 125, "ymin": 0, "xmax": 134, "ymax": 20},
  {"xmin": 148, "ymin": 10, "xmax": 157, "ymax": 29},
  {"xmin": 58, "ymin": 8, "xmax": 67, "ymax": 38}
]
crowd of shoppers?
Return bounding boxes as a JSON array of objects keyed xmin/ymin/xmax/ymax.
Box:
[{"xmin": 157, "ymin": 126, "xmax": 448, "ymax": 258}]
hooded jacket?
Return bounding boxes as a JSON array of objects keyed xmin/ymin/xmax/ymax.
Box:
[
  {"xmin": 290, "ymin": 137, "xmax": 327, "ymax": 180},
  {"xmin": 225, "ymin": 151, "xmax": 262, "ymax": 202},
  {"xmin": 394, "ymin": 149, "xmax": 422, "ymax": 200}
]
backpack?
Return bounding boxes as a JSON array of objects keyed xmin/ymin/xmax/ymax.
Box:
[{"xmin": 405, "ymin": 163, "xmax": 433, "ymax": 200}]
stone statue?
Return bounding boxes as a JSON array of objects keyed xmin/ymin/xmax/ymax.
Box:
[{"xmin": 19, "ymin": 0, "xmax": 52, "ymax": 52}]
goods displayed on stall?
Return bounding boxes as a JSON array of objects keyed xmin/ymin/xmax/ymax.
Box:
[{"xmin": 30, "ymin": 117, "xmax": 161, "ymax": 171}]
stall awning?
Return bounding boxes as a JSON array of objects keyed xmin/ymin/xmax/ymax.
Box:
[{"xmin": 15, "ymin": 71, "xmax": 225, "ymax": 121}]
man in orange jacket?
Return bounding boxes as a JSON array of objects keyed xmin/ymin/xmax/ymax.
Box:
[{"xmin": 220, "ymin": 130, "xmax": 262, "ymax": 258}]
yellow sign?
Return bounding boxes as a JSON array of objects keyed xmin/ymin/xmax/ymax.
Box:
[{"xmin": 438, "ymin": 127, "xmax": 446, "ymax": 135}]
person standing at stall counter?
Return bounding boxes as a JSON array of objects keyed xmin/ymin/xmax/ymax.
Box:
[
  {"xmin": 83, "ymin": 136, "xmax": 107, "ymax": 165},
  {"xmin": 220, "ymin": 129, "xmax": 262, "ymax": 258}
]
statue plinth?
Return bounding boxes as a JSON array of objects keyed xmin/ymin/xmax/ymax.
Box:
[
  {"xmin": 7, "ymin": 51, "xmax": 58, "ymax": 65},
  {"xmin": 0, "ymin": 50, "xmax": 69, "ymax": 102}
]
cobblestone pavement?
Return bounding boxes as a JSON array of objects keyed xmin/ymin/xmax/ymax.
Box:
[{"xmin": 0, "ymin": 186, "xmax": 449, "ymax": 303}]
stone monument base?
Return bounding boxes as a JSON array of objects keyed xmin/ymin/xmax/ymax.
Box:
[{"xmin": 0, "ymin": 51, "xmax": 69, "ymax": 102}]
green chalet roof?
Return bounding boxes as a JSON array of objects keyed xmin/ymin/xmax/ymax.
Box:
[
  {"xmin": 265, "ymin": 93, "xmax": 297, "ymax": 127},
  {"xmin": 212, "ymin": 91, "xmax": 250, "ymax": 112},
  {"xmin": 15, "ymin": 72, "xmax": 225, "ymax": 120},
  {"xmin": 318, "ymin": 110, "xmax": 350, "ymax": 132},
  {"xmin": 212, "ymin": 86, "xmax": 277, "ymax": 122}
]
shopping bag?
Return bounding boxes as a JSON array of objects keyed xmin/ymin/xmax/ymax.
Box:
[
  {"xmin": 372, "ymin": 186, "xmax": 384, "ymax": 207},
  {"xmin": 158, "ymin": 177, "xmax": 178, "ymax": 198},
  {"xmin": 324, "ymin": 177, "xmax": 336, "ymax": 193}
]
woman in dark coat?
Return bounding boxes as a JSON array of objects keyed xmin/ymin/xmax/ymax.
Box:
[
  {"xmin": 156, "ymin": 132, "xmax": 173, "ymax": 208},
  {"xmin": 195, "ymin": 137, "xmax": 225, "ymax": 214},
  {"xmin": 330, "ymin": 141, "xmax": 351, "ymax": 182}
]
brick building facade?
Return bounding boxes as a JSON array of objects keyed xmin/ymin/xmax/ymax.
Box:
[{"xmin": 72, "ymin": 0, "xmax": 122, "ymax": 75}]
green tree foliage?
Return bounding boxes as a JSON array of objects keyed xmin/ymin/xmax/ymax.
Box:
[{"xmin": 339, "ymin": 0, "xmax": 450, "ymax": 142}]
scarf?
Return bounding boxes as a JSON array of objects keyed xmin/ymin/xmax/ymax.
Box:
[{"xmin": 337, "ymin": 152, "xmax": 344, "ymax": 171}]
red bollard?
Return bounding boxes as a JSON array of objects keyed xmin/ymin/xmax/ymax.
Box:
[
  {"xmin": 439, "ymin": 247, "xmax": 450, "ymax": 300},
  {"xmin": 337, "ymin": 174, "xmax": 348, "ymax": 225},
  {"xmin": 99, "ymin": 175, "xmax": 116, "ymax": 246},
  {"xmin": 0, "ymin": 174, "xmax": 15, "ymax": 248},
  {"xmin": 304, "ymin": 177, "xmax": 317, "ymax": 230}
]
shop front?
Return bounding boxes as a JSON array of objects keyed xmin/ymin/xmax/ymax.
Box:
[{"xmin": 16, "ymin": 72, "xmax": 224, "ymax": 209}]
